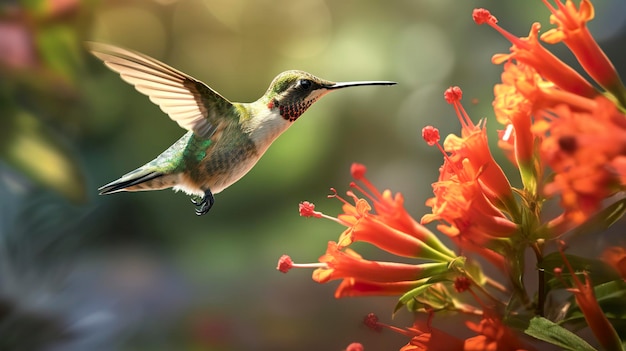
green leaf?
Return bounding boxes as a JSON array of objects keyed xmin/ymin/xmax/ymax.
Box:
[
  {"xmin": 463, "ymin": 258, "xmax": 486, "ymax": 286},
  {"xmin": 524, "ymin": 316, "xmax": 597, "ymax": 351},
  {"xmin": 395, "ymin": 282, "xmax": 434, "ymax": 314},
  {"xmin": 21, "ymin": 0, "xmax": 48, "ymax": 14},
  {"xmin": 0, "ymin": 108, "xmax": 86, "ymax": 202},
  {"xmin": 564, "ymin": 197, "xmax": 626, "ymax": 239},
  {"xmin": 540, "ymin": 253, "xmax": 620, "ymax": 292},
  {"xmin": 36, "ymin": 24, "xmax": 82, "ymax": 83},
  {"xmin": 394, "ymin": 273, "xmax": 460, "ymax": 314}
]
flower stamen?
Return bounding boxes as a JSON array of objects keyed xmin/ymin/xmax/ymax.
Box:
[{"xmin": 276, "ymin": 255, "xmax": 327, "ymax": 273}]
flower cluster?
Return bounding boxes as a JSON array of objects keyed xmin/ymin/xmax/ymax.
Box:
[
  {"xmin": 421, "ymin": 87, "xmax": 518, "ymax": 272},
  {"xmin": 278, "ymin": 165, "xmax": 464, "ymax": 300},
  {"xmin": 476, "ymin": 1, "xmax": 626, "ymax": 227},
  {"xmin": 279, "ymin": 1, "xmax": 626, "ymax": 350},
  {"xmin": 279, "ymin": 162, "xmax": 530, "ymax": 348}
]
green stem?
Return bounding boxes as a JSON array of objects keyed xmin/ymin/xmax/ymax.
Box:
[
  {"xmin": 607, "ymin": 81, "xmax": 626, "ymax": 110},
  {"xmin": 509, "ymin": 247, "xmax": 531, "ymax": 309},
  {"xmin": 485, "ymin": 275, "xmax": 508, "ymax": 293},
  {"xmin": 531, "ymin": 241, "xmax": 545, "ymax": 317}
]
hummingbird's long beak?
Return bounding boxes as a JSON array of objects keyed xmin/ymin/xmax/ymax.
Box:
[{"xmin": 325, "ymin": 81, "xmax": 397, "ymax": 90}]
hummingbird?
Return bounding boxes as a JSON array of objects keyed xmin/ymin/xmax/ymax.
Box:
[{"xmin": 88, "ymin": 42, "xmax": 396, "ymax": 215}]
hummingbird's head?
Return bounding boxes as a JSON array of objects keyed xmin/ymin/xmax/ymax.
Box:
[{"xmin": 264, "ymin": 70, "xmax": 396, "ymax": 122}]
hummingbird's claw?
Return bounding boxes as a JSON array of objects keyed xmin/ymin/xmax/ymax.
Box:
[
  {"xmin": 190, "ymin": 196, "xmax": 202, "ymax": 205},
  {"xmin": 193, "ymin": 189, "xmax": 215, "ymax": 216}
]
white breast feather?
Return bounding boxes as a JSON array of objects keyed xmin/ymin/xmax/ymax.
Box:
[{"xmin": 244, "ymin": 107, "xmax": 292, "ymax": 155}]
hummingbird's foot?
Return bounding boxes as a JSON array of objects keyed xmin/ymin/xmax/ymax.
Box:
[
  {"xmin": 190, "ymin": 195, "xmax": 203, "ymax": 205},
  {"xmin": 192, "ymin": 189, "xmax": 215, "ymax": 216}
]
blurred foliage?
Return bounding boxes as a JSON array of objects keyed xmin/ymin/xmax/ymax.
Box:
[
  {"xmin": 1, "ymin": 0, "xmax": 88, "ymax": 202},
  {"xmin": 1, "ymin": 0, "xmax": 626, "ymax": 350}
]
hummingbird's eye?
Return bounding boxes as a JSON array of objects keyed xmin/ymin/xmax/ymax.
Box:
[{"xmin": 297, "ymin": 79, "xmax": 312, "ymax": 90}]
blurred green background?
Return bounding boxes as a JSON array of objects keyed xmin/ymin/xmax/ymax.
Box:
[{"xmin": 1, "ymin": 0, "xmax": 626, "ymax": 350}]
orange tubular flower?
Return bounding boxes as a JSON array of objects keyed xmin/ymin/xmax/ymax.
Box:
[
  {"xmin": 421, "ymin": 88, "xmax": 517, "ymax": 265},
  {"xmin": 473, "ymin": 8, "xmax": 597, "ymax": 99},
  {"xmin": 337, "ymin": 203, "xmax": 454, "ymax": 261},
  {"xmin": 492, "ymin": 59, "xmax": 600, "ymax": 195},
  {"xmin": 400, "ymin": 324, "xmax": 465, "ymax": 351},
  {"xmin": 441, "ymin": 87, "xmax": 516, "ymax": 215},
  {"xmin": 601, "ymin": 246, "xmax": 626, "ymax": 280},
  {"xmin": 284, "ymin": 164, "xmax": 462, "ymax": 300},
  {"xmin": 556, "ymin": 243, "xmax": 622, "ymax": 351},
  {"xmin": 422, "ymin": 159, "xmax": 516, "ymax": 243},
  {"xmin": 540, "ymin": 0, "xmax": 626, "ymax": 103},
  {"xmin": 464, "ymin": 316, "xmax": 533, "ymax": 351},
  {"xmin": 366, "ymin": 314, "xmax": 533, "ymax": 351},
  {"xmin": 348, "ymin": 163, "xmax": 453, "ymax": 255},
  {"xmin": 493, "ymin": 61, "xmax": 536, "ymax": 172},
  {"xmin": 365, "ymin": 316, "xmax": 466, "ymax": 351},
  {"xmin": 296, "ymin": 164, "xmax": 457, "ymax": 261},
  {"xmin": 335, "ymin": 278, "xmax": 425, "ymax": 298},
  {"xmin": 533, "ymin": 96, "xmax": 626, "ymax": 223},
  {"xmin": 312, "ymin": 241, "xmax": 450, "ymax": 284},
  {"xmin": 277, "ymin": 254, "xmax": 431, "ymax": 299},
  {"xmin": 421, "ymin": 156, "xmax": 514, "ymax": 271},
  {"xmin": 345, "ymin": 343, "xmax": 364, "ymax": 351}
]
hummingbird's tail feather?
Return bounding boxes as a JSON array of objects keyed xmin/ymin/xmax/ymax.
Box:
[{"xmin": 98, "ymin": 168, "xmax": 166, "ymax": 195}]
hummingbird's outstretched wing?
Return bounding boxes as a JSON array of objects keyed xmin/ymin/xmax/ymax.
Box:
[{"xmin": 87, "ymin": 42, "xmax": 236, "ymax": 138}]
